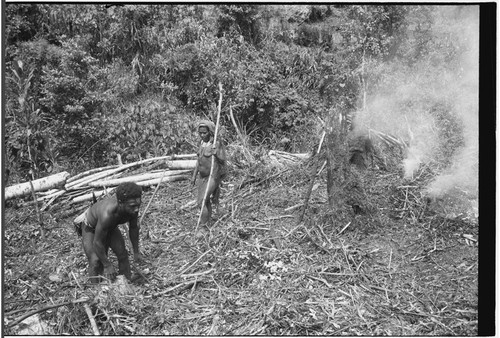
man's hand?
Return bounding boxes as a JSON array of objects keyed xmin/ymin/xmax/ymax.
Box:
[
  {"xmin": 103, "ymin": 265, "xmax": 116, "ymax": 281},
  {"xmin": 134, "ymin": 252, "xmax": 146, "ymax": 265}
]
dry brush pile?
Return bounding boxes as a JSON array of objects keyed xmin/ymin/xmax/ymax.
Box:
[{"xmin": 3, "ymin": 140, "xmax": 478, "ymax": 335}]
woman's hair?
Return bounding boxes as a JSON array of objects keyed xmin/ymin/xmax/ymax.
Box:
[
  {"xmin": 116, "ymin": 182, "xmax": 142, "ymax": 202},
  {"xmin": 198, "ymin": 120, "xmax": 215, "ymax": 134}
]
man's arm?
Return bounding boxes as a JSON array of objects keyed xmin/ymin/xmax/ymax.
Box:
[{"xmin": 128, "ymin": 217, "xmax": 142, "ymax": 262}]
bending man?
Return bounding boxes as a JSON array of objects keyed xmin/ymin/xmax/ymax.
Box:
[{"xmin": 74, "ymin": 182, "xmax": 144, "ymax": 283}]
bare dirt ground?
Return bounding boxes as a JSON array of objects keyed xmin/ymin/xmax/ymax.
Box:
[{"xmin": 3, "ymin": 164, "xmax": 478, "ymax": 335}]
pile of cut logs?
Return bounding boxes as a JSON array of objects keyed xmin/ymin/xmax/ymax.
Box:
[
  {"xmin": 5, "ymin": 155, "xmax": 197, "ymax": 210},
  {"xmin": 4, "ymin": 150, "xmax": 312, "ymax": 213}
]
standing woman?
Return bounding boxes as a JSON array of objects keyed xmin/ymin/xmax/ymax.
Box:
[{"xmin": 191, "ymin": 120, "xmax": 227, "ymax": 227}]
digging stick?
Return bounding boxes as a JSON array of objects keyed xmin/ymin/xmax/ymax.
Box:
[
  {"xmin": 195, "ymin": 82, "xmax": 223, "ymax": 232},
  {"xmin": 140, "ymin": 169, "xmax": 168, "ymax": 240},
  {"xmin": 297, "ymin": 131, "xmax": 326, "ymax": 225}
]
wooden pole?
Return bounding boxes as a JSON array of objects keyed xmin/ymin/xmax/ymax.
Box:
[
  {"xmin": 139, "ymin": 169, "xmax": 169, "ymax": 240},
  {"xmin": 195, "ymin": 82, "xmax": 223, "ymax": 232}
]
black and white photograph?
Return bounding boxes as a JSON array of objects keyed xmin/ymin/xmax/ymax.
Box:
[{"xmin": 3, "ymin": 3, "xmax": 489, "ymax": 336}]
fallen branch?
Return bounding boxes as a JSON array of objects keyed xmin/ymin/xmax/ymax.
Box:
[
  {"xmin": 284, "ymin": 203, "xmax": 303, "ymax": 212},
  {"xmin": 150, "ymin": 280, "xmax": 199, "ymax": 298},
  {"xmin": 176, "ymin": 249, "xmax": 212, "ymax": 276},
  {"xmin": 7, "ymin": 298, "xmax": 89, "ymax": 328},
  {"xmin": 337, "ymin": 221, "xmax": 352, "ymax": 236},
  {"xmin": 83, "ymin": 303, "xmax": 100, "ymax": 335}
]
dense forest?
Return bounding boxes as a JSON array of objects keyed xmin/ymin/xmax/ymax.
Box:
[
  {"xmin": 5, "ymin": 4, "xmax": 477, "ymax": 183},
  {"xmin": 4, "ymin": 4, "xmax": 484, "ymax": 336}
]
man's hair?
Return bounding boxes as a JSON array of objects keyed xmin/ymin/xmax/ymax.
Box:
[{"xmin": 116, "ymin": 182, "xmax": 142, "ymax": 202}]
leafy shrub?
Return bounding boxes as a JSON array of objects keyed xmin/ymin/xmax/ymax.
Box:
[
  {"xmin": 107, "ymin": 99, "xmax": 197, "ymax": 162},
  {"xmin": 5, "ymin": 59, "xmax": 56, "ymax": 180}
]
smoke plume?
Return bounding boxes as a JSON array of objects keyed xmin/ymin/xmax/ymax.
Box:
[{"xmin": 352, "ymin": 6, "xmax": 479, "ymax": 217}]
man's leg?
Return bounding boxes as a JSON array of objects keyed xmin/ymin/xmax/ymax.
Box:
[
  {"xmin": 108, "ymin": 227, "xmax": 131, "ymax": 280},
  {"xmin": 82, "ymin": 227, "xmax": 104, "ymax": 283}
]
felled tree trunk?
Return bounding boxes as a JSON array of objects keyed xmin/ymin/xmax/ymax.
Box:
[
  {"xmin": 5, "ymin": 171, "xmax": 70, "ymax": 200},
  {"xmin": 165, "ymin": 160, "xmax": 197, "ymax": 170},
  {"xmin": 88, "ymin": 170, "xmax": 191, "ymax": 187}
]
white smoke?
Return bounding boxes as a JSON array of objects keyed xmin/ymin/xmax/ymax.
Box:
[{"xmin": 351, "ymin": 5, "xmax": 479, "ymax": 216}]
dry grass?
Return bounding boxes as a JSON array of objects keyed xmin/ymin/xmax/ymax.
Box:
[{"xmin": 3, "ymin": 144, "xmax": 478, "ymax": 335}]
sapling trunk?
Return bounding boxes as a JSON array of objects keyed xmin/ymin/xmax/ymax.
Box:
[{"xmin": 297, "ymin": 131, "xmax": 326, "ymax": 225}]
